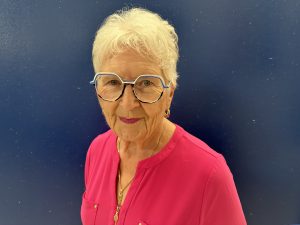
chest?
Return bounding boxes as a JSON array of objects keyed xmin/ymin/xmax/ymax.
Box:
[{"xmin": 82, "ymin": 161, "xmax": 205, "ymax": 225}]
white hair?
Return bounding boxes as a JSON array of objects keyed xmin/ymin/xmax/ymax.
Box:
[{"xmin": 92, "ymin": 7, "xmax": 179, "ymax": 88}]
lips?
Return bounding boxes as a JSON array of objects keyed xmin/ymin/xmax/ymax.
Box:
[{"xmin": 119, "ymin": 117, "xmax": 141, "ymax": 124}]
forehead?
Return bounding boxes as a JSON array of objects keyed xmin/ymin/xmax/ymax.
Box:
[{"xmin": 100, "ymin": 50, "xmax": 162, "ymax": 80}]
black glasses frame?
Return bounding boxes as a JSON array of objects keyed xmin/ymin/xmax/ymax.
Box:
[{"xmin": 90, "ymin": 72, "xmax": 171, "ymax": 104}]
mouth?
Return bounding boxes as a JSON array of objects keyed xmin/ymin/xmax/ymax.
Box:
[{"xmin": 119, "ymin": 117, "xmax": 141, "ymax": 124}]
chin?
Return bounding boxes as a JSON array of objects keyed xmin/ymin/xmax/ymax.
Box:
[{"xmin": 117, "ymin": 126, "xmax": 144, "ymax": 142}]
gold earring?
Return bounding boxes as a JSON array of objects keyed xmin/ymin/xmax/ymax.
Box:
[{"xmin": 165, "ymin": 109, "xmax": 170, "ymax": 118}]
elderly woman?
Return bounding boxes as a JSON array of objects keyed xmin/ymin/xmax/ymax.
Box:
[{"xmin": 81, "ymin": 7, "xmax": 246, "ymax": 225}]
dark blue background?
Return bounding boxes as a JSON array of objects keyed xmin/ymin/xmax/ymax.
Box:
[{"xmin": 1, "ymin": 0, "xmax": 299, "ymax": 224}]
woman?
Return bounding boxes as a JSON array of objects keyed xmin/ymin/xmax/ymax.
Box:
[{"xmin": 81, "ymin": 7, "xmax": 247, "ymax": 225}]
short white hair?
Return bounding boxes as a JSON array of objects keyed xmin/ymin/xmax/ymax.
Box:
[{"xmin": 92, "ymin": 7, "xmax": 179, "ymax": 88}]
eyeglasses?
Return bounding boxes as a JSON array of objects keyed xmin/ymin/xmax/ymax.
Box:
[{"xmin": 90, "ymin": 72, "xmax": 170, "ymax": 103}]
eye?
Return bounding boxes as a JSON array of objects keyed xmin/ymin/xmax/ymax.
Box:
[
  {"xmin": 107, "ymin": 79, "xmax": 121, "ymax": 86},
  {"xmin": 141, "ymin": 80, "xmax": 152, "ymax": 86}
]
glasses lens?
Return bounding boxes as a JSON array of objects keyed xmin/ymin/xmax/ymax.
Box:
[
  {"xmin": 95, "ymin": 74, "xmax": 123, "ymax": 101},
  {"xmin": 134, "ymin": 76, "xmax": 164, "ymax": 103}
]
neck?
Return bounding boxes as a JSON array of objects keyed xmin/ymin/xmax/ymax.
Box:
[{"xmin": 117, "ymin": 119, "xmax": 173, "ymax": 160}]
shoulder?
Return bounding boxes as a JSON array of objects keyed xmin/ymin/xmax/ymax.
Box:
[
  {"xmin": 174, "ymin": 125, "xmax": 229, "ymax": 178},
  {"xmin": 87, "ymin": 129, "xmax": 114, "ymax": 158},
  {"xmin": 176, "ymin": 125, "xmax": 225, "ymax": 163},
  {"xmin": 174, "ymin": 125, "xmax": 239, "ymax": 200}
]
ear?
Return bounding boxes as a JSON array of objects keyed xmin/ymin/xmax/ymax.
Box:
[{"xmin": 166, "ymin": 86, "xmax": 175, "ymax": 109}]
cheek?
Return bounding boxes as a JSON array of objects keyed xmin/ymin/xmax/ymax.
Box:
[
  {"xmin": 142, "ymin": 99, "xmax": 167, "ymax": 126},
  {"xmin": 99, "ymin": 100, "xmax": 118, "ymax": 127}
]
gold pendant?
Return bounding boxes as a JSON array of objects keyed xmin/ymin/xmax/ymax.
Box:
[
  {"xmin": 113, "ymin": 211, "xmax": 119, "ymax": 222},
  {"xmin": 114, "ymin": 205, "xmax": 120, "ymax": 223}
]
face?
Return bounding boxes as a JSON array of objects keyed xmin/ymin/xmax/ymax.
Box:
[{"xmin": 96, "ymin": 50, "xmax": 174, "ymax": 143}]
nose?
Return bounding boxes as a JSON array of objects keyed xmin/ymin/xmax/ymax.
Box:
[{"xmin": 119, "ymin": 84, "xmax": 140, "ymax": 110}]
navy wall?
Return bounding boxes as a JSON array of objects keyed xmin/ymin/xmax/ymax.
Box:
[{"xmin": 1, "ymin": 0, "xmax": 299, "ymax": 224}]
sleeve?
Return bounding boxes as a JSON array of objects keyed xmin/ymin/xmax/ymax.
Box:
[{"xmin": 199, "ymin": 156, "xmax": 247, "ymax": 225}]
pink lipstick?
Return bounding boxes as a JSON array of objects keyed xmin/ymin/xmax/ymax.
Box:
[{"xmin": 119, "ymin": 117, "xmax": 141, "ymax": 124}]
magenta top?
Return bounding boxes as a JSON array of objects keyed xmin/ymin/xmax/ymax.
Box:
[{"xmin": 81, "ymin": 124, "xmax": 247, "ymax": 225}]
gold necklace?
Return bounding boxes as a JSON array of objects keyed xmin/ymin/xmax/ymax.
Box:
[
  {"xmin": 117, "ymin": 169, "xmax": 134, "ymax": 205},
  {"xmin": 113, "ymin": 169, "xmax": 134, "ymax": 223},
  {"xmin": 113, "ymin": 125, "xmax": 165, "ymax": 223}
]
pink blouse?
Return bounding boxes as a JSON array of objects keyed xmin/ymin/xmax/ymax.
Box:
[{"xmin": 81, "ymin": 124, "xmax": 247, "ymax": 225}]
